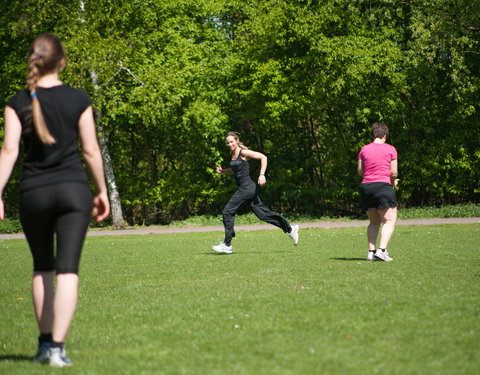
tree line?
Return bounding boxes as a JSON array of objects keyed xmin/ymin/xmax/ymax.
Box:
[{"xmin": 1, "ymin": 0, "xmax": 479, "ymax": 226}]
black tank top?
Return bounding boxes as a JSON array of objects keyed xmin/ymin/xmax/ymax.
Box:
[{"xmin": 229, "ymin": 149, "xmax": 253, "ymax": 186}]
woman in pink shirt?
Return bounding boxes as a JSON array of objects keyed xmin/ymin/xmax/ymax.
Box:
[{"xmin": 357, "ymin": 122, "xmax": 398, "ymax": 261}]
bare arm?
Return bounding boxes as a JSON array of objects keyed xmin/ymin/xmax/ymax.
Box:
[
  {"xmin": 241, "ymin": 149, "xmax": 267, "ymax": 186},
  {"xmin": 357, "ymin": 159, "xmax": 364, "ymax": 176},
  {"xmin": 390, "ymin": 159, "xmax": 399, "ymax": 187},
  {"xmin": 78, "ymin": 106, "xmax": 110, "ymax": 222},
  {"xmin": 0, "ymin": 107, "xmax": 22, "ymax": 220},
  {"xmin": 216, "ymin": 165, "xmax": 234, "ymax": 174},
  {"xmin": 390, "ymin": 159, "xmax": 398, "ymax": 178}
]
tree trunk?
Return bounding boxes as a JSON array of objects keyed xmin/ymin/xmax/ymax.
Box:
[{"xmin": 90, "ymin": 70, "xmax": 125, "ymax": 228}]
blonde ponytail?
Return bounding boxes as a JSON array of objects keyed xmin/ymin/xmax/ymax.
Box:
[
  {"xmin": 31, "ymin": 92, "xmax": 56, "ymax": 145},
  {"xmin": 26, "ymin": 34, "xmax": 65, "ymax": 145},
  {"xmin": 27, "ymin": 54, "xmax": 56, "ymax": 144}
]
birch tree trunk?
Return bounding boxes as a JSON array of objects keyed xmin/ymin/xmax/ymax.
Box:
[
  {"xmin": 78, "ymin": 0, "xmax": 124, "ymax": 226},
  {"xmin": 90, "ymin": 70, "xmax": 125, "ymax": 228}
]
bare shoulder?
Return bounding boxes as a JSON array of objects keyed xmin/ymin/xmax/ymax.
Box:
[{"xmin": 241, "ymin": 149, "xmax": 264, "ymax": 160}]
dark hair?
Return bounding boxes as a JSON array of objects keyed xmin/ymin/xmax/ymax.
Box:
[
  {"xmin": 27, "ymin": 33, "xmax": 66, "ymax": 144},
  {"xmin": 372, "ymin": 122, "xmax": 389, "ymax": 139},
  {"xmin": 225, "ymin": 131, "xmax": 248, "ymax": 150}
]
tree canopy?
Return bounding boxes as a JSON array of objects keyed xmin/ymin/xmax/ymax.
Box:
[{"xmin": 1, "ymin": 0, "xmax": 479, "ymax": 224}]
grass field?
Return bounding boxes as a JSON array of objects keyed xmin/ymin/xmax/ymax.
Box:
[{"xmin": 1, "ymin": 224, "xmax": 479, "ymax": 375}]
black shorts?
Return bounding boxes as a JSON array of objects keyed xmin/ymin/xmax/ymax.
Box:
[
  {"xmin": 360, "ymin": 182, "xmax": 397, "ymax": 211},
  {"xmin": 19, "ymin": 182, "xmax": 92, "ymax": 274}
]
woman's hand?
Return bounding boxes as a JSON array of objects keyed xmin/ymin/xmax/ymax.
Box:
[
  {"xmin": 258, "ymin": 175, "xmax": 266, "ymax": 186},
  {"xmin": 216, "ymin": 165, "xmax": 223, "ymax": 174},
  {"xmin": 92, "ymin": 191, "xmax": 110, "ymax": 223}
]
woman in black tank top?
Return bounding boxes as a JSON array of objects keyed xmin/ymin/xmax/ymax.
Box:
[{"xmin": 212, "ymin": 132, "xmax": 299, "ymax": 254}]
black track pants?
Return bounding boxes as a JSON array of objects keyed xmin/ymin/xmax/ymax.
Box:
[
  {"xmin": 222, "ymin": 183, "xmax": 291, "ymax": 246},
  {"xmin": 19, "ymin": 182, "xmax": 92, "ymax": 274}
]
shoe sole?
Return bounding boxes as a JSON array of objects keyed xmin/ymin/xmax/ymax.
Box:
[
  {"xmin": 212, "ymin": 248, "xmax": 232, "ymax": 254},
  {"xmin": 49, "ymin": 361, "xmax": 73, "ymax": 367},
  {"xmin": 373, "ymin": 255, "xmax": 393, "ymax": 262}
]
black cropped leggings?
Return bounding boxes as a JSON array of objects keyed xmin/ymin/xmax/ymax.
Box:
[
  {"xmin": 19, "ymin": 182, "xmax": 92, "ymax": 274},
  {"xmin": 222, "ymin": 182, "xmax": 291, "ymax": 246}
]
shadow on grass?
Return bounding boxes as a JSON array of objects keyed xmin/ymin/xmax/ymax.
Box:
[
  {"xmin": 0, "ymin": 354, "xmax": 32, "ymax": 362},
  {"xmin": 204, "ymin": 250, "xmax": 296, "ymax": 255},
  {"xmin": 331, "ymin": 257, "xmax": 368, "ymax": 261}
]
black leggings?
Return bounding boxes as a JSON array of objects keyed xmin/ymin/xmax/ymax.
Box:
[
  {"xmin": 19, "ymin": 182, "xmax": 92, "ymax": 274},
  {"xmin": 222, "ymin": 183, "xmax": 291, "ymax": 245}
]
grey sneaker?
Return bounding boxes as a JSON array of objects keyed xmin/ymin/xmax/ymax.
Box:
[
  {"xmin": 34, "ymin": 342, "xmax": 51, "ymax": 363},
  {"xmin": 289, "ymin": 225, "xmax": 299, "ymax": 245},
  {"xmin": 49, "ymin": 347, "xmax": 73, "ymax": 367},
  {"xmin": 374, "ymin": 250, "xmax": 393, "ymax": 262},
  {"xmin": 367, "ymin": 251, "xmax": 375, "ymax": 261},
  {"xmin": 212, "ymin": 242, "xmax": 233, "ymax": 254}
]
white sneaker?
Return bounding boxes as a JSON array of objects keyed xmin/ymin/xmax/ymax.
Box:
[
  {"xmin": 367, "ymin": 251, "xmax": 375, "ymax": 261},
  {"xmin": 49, "ymin": 347, "xmax": 73, "ymax": 367},
  {"xmin": 212, "ymin": 242, "xmax": 233, "ymax": 254},
  {"xmin": 374, "ymin": 250, "xmax": 393, "ymax": 262},
  {"xmin": 289, "ymin": 224, "xmax": 299, "ymax": 246},
  {"xmin": 384, "ymin": 250, "xmax": 393, "ymax": 261}
]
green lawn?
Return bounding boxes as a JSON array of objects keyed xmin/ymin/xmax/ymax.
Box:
[{"xmin": 1, "ymin": 224, "xmax": 479, "ymax": 375}]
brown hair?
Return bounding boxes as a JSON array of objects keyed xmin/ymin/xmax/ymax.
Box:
[
  {"xmin": 225, "ymin": 131, "xmax": 248, "ymax": 150},
  {"xmin": 372, "ymin": 122, "xmax": 389, "ymax": 139},
  {"xmin": 27, "ymin": 34, "xmax": 66, "ymax": 144}
]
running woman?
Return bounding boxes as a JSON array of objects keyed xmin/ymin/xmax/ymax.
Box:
[
  {"xmin": 212, "ymin": 132, "xmax": 299, "ymax": 254},
  {"xmin": 357, "ymin": 122, "xmax": 398, "ymax": 261},
  {"xmin": 0, "ymin": 34, "xmax": 110, "ymax": 367}
]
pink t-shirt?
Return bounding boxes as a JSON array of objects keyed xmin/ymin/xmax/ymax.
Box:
[{"xmin": 358, "ymin": 143, "xmax": 397, "ymax": 184}]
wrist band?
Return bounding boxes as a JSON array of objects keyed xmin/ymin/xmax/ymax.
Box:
[{"xmin": 31, "ymin": 92, "xmax": 38, "ymax": 99}]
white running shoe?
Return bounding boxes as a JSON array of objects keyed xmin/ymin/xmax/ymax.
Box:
[
  {"xmin": 384, "ymin": 251, "xmax": 393, "ymax": 261},
  {"xmin": 367, "ymin": 251, "xmax": 375, "ymax": 261},
  {"xmin": 289, "ymin": 224, "xmax": 299, "ymax": 246},
  {"xmin": 49, "ymin": 347, "xmax": 73, "ymax": 367},
  {"xmin": 212, "ymin": 242, "xmax": 233, "ymax": 254},
  {"xmin": 374, "ymin": 250, "xmax": 393, "ymax": 262}
]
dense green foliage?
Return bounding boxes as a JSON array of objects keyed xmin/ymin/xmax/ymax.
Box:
[
  {"xmin": 0, "ymin": 218, "xmax": 22, "ymax": 234},
  {"xmin": 1, "ymin": 224, "xmax": 479, "ymax": 374},
  {"xmin": 1, "ymin": 0, "xmax": 479, "ymax": 225}
]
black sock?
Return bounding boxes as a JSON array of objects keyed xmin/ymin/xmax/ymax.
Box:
[
  {"xmin": 369, "ymin": 250, "xmax": 376, "ymax": 253},
  {"xmin": 39, "ymin": 333, "xmax": 52, "ymax": 344},
  {"xmin": 51, "ymin": 342, "xmax": 64, "ymax": 349},
  {"xmin": 379, "ymin": 248, "xmax": 386, "ymax": 252}
]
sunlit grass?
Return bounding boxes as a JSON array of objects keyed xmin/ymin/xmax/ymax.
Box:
[{"xmin": 1, "ymin": 224, "xmax": 479, "ymax": 374}]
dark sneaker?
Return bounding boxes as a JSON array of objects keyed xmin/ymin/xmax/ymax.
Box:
[{"xmin": 34, "ymin": 342, "xmax": 51, "ymax": 363}]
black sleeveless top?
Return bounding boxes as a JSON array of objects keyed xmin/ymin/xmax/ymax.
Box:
[
  {"xmin": 230, "ymin": 149, "xmax": 253, "ymax": 187},
  {"xmin": 7, "ymin": 85, "xmax": 91, "ymax": 192}
]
